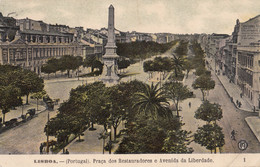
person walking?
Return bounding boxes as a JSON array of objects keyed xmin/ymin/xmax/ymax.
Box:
[
  {"xmin": 188, "ymin": 102, "xmax": 191, "ymax": 108},
  {"xmin": 231, "ymin": 130, "xmax": 236, "ymax": 141},
  {"xmin": 39, "ymin": 143, "xmax": 43, "ymax": 154}
]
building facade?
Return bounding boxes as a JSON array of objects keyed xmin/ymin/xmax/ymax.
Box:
[
  {"xmin": 235, "ymin": 15, "xmax": 260, "ymax": 108},
  {"xmin": 0, "ymin": 16, "xmax": 103, "ymax": 75},
  {"xmin": 204, "ymin": 15, "xmax": 260, "ymax": 109}
]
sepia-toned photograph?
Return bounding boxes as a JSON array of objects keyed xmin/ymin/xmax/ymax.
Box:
[{"xmin": 0, "ymin": 0, "xmax": 260, "ymax": 166}]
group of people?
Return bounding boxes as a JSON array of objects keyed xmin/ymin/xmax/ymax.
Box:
[
  {"xmin": 231, "ymin": 130, "xmax": 236, "ymax": 141},
  {"xmin": 236, "ymin": 100, "xmax": 242, "ymax": 108}
]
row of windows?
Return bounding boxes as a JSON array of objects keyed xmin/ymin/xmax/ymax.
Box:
[
  {"xmin": 238, "ymin": 52, "xmax": 253, "ymax": 69},
  {"xmin": 238, "ymin": 68, "xmax": 253, "ymax": 87}
]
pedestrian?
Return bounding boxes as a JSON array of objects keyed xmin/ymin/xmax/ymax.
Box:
[
  {"xmin": 240, "ymin": 93, "xmax": 242, "ymax": 98},
  {"xmin": 39, "ymin": 143, "xmax": 43, "ymax": 154},
  {"xmin": 189, "ymin": 102, "xmax": 191, "ymax": 108},
  {"xmin": 238, "ymin": 101, "xmax": 241, "ymax": 108},
  {"xmin": 65, "ymin": 149, "xmax": 69, "ymax": 154},
  {"xmin": 231, "ymin": 130, "xmax": 236, "ymax": 141}
]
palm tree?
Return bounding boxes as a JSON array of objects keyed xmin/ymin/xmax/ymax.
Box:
[
  {"xmin": 133, "ymin": 83, "xmax": 170, "ymax": 119},
  {"xmin": 171, "ymin": 53, "xmax": 186, "ymax": 78}
]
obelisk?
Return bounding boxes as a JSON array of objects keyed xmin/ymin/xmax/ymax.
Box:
[{"xmin": 100, "ymin": 5, "xmax": 119, "ymax": 84}]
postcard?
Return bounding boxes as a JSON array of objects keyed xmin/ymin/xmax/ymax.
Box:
[{"xmin": 0, "ymin": 0, "xmax": 259, "ymax": 166}]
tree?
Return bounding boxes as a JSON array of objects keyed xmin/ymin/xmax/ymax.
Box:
[
  {"xmin": 163, "ymin": 81, "xmax": 193, "ymax": 117},
  {"xmin": 44, "ymin": 113, "xmax": 72, "ymax": 145},
  {"xmin": 31, "ymin": 90, "xmax": 47, "ymax": 111},
  {"xmin": 143, "ymin": 60, "xmax": 154, "ymax": 78},
  {"xmin": 115, "ymin": 116, "xmax": 183, "ymax": 153},
  {"xmin": 41, "ymin": 58, "xmax": 59, "ymax": 79},
  {"xmin": 195, "ymin": 65, "xmax": 211, "ymax": 77},
  {"xmin": 0, "ymin": 85, "xmax": 22, "ymax": 123},
  {"xmin": 191, "ymin": 41, "xmax": 205, "ymax": 68},
  {"xmin": 183, "ymin": 58, "xmax": 194, "ymax": 78},
  {"xmin": 59, "ymin": 55, "xmax": 81, "ymax": 77},
  {"xmin": 83, "ymin": 55, "xmax": 97, "ymax": 73},
  {"xmin": 106, "ymin": 85, "xmax": 129, "ymax": 141},
  {"xmin": 69, "ymin": 82, "xmax": 107, "ymax": 130},
  {"xmin": 118, "ymin": 59, "xmax": 130, "ymax": 73},
  {"xmin": 41, "ymin": 65, "xmax": 53, "ymax": 79},
  {"xmin": 75, "ymin": 56, "xmax": 83, "ymax": 79},
  {"xmin": 69, "ymin": 111, "xmax": 89, "ymax": 141},
  {"xmin": 175, "ymin": 40, "xmax": 188, "ymax": 57},
  {"xmin": 133, "ymin": 83, "xmax": 170, "ymax": 119},
  {"xmin": 171, "ymin": 53, "xmax": 185, "ymax": 78},
  {"xmin": 14, "ymin": 69, "xmax": 44, "ymax": 105},
  {"xmin": 115, "ymin": 80, "xmax": 146, "ymax": 121},
  {"xmin": 116, "ymin": 40, "xmax": 177, "ymax": 61},
  {"xmin": 194, "ymin": 100, "xmax": 223, "ymax": 124},
  {"xmin": 162, "ymin": 130, "xmax": 193, "ymax": 153},
  {"xmin": 195, "ymin": 65, "xmax": 206, "ymax": 76},
  {"xmin": 192, "ymin": 74, "xmax": 215, "ymax": 101},
  {"xmin": 92, "ymin": 60, "xmax": 103, "ymax": 75},
  {"xmin": 194, "ymin": 124, "xmax": 225, "ymax": 153},
  {"xmin": 153, "ymin": 57, "xmax": 173, "ymax": 80},
  {"xmin": 57, "ymin": 99, "xmax": 89, "ymax": 141},
  {"xmin": 0, "ymin": 65, "xmax": 44, "ymax": 105}
]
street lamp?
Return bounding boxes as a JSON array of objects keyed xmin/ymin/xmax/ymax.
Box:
[
  {"xmin": 21, "ymin": 103, "xmax": 24, "ymax": 117},
  {"xmin": 98, "ymin": 131, "xmax": 109, "ymax": 154},
  {"xmin": 106, "ymin": 107, "xmax": 113, "ymax": 154},
  {"xmin": 46, "ymin": 111, "xmax": 50, "ymax": 154},
  {"xmin": 107, "ymin": 128, "xmax": 112, "ymax": 154}
]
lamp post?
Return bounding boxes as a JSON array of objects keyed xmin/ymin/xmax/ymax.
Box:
[
  {"xmin": 98, "ymin": 131, "xmax": 109, "ymax": 154},
  {"xmin": 107, "ymin": 128, "xmax": 112, "ymax": 154},
  {"xmin": 46, "ymin": 111, "xmax": 50, "ymax": 154},
  {"xmin": 21, "ymin": 103, "xmax": 24, "ymax": 116}
]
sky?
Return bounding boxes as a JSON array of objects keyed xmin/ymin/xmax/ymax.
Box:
[{"xmin": 0, "ymin": 0, "xmax": 260, "ymax": 34}]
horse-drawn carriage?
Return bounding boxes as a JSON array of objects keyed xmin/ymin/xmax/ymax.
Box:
[
  {"xmin": 4, "ymin": 118, "xmax": 18, "ymax": 128},
  {"xmin": 21, "ymin": 108, "xmax": 36, "ymax": 122}
]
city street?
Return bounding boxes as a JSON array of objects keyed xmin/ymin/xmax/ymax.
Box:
[
  {"xmin": 208, "ymin": 71, "xmax": 260, "ymax": 153},
  {"xmin": 2, "ymin": 40, "xmax": 259, "ymax": 154},
  {"xmin": 0, "ymin": 109, "xmax": 57, "ymax": 154},
  {"xmin": 180, "ymin": 66, "xmax": 260, "ymax": 153}
]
